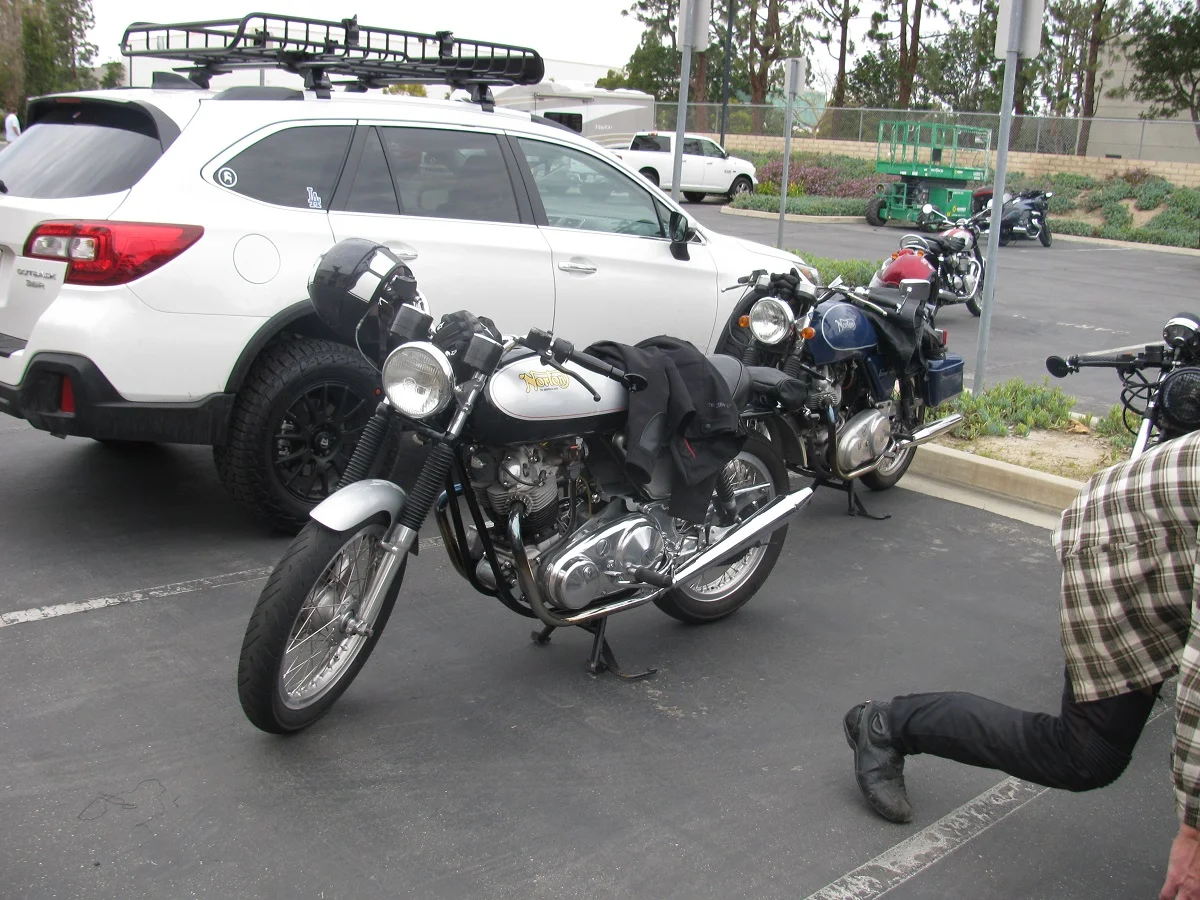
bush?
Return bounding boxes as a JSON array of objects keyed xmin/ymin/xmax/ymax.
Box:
[
  {"xmin": 1082, "ymin": 177, "xmax": 1135, "ymax": 211},
  {"xmin": 1048, "ymin": 172, "xmax": 1100, "ymax": 192},
  {"xmin": 1049, "ymin": 218, "xmax": 1098, "ymax": 237},
  {"xmin": 1121, "ymin": 167, "xmax": 1158, "ymax": 186},
  {"xmin": 1090, "ymin": 404, "xmax": 1137, "ymax": 454},
  {"xmin": 753, "ymin": 152, "xmax": 892, "ymax": 198},
  {"xmin": 1168, "ymin": 186, "xmax": 1200, "ymax": 217},
  {"xmin": 1134, "ymin": 178, "xmax": 1171, "ymax": 210},
  {"xmin": 731, "ymin": 193, "xmax": 867, "ymax": 216},
  {"xmin": 1101, "ymin": 201, "xmax": 1133, "ymax": 229},
  {"xmin": 792, "ymin": 253, "xmax": 878, "ymax": 287},
  {"xmin": 933, "ymin": 377, "xmax": 1076, "ymax": 441},
  {"xmin": 1048, "ymin": 193, "xmax": 1077, "ymax": 214}
]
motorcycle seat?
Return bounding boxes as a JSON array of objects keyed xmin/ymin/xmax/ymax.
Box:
[
  {"xmin": 707, "ymin": 354, "xmax": 752, "ymax": 409},
  {"xmin": 746, "ymin": 366, "xmax": 809, "ymax": 412}
]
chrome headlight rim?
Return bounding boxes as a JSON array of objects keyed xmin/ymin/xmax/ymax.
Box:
[
  {"xmin": 748, "ymin": 297, "xmax": 795, "ymax": 345},
  {"xmin": 381, "ymin": 341, "xmax": 454, "ymax": 420},
  {"xmin": 1163, "ymin": 315, "xmax": 1200, "ymax": 350}
]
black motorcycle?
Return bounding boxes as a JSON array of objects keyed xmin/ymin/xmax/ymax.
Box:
[
  {"xmin": 236, "ymin": 235, "xmax": 815, "ymax": 734},
  {"xmin": 1047, "ymin": 312, "xmax": 1200, "ymax": 459},
  {"xmin": 715, "ymin": 269, "xmax": 964, "ymax": 511},
  {"xmin": 972, "ymin": 187, "xmax": 1054, "ymax": 247}
]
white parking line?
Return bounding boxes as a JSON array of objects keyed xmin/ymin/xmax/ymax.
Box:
[
  {"xmin": 805, "ymin": 702, "xmax": 1170, "ymax": 899},
  {"xmin": 0, "ymin": 567, "xmax": 272, "ymax": 628}
]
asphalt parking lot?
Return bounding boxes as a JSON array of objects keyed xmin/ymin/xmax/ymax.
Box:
[
  {"xmin": 691, "ymin": 203, "xmax": 1198, "ymax": 413},
  {"xmin": 0, "ymin": 420, "xmax": 1176, "ymax": 899}
]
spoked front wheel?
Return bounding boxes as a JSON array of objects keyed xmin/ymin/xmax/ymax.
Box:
[
  {"xmin": 237, "ymin": 516, "xmax": 405, "ymax": 733},
  {"xmin": 653, "ymin": 434, "xmax": 791, "ymax": 624}
]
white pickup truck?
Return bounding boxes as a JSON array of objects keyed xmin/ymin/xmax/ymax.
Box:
[{"xmin": 610, "ymin": 132, "xmax": 757, "ymax": 203}]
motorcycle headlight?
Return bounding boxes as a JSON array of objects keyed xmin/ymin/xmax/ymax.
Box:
[
  {"xmin": 1163, "ymin": 314, "xmax": 1200, "ymax": 350},
  {"xmin": 748, "ymin": 297, "xmax": 794, "ymax": 345},
  {"xmin": 381, "ymin": 342, "xmax": 454, "ymax": 419},
  {"xmin": 1160, "ymin": 367, "xmax": 1200, "ymax": 432}
]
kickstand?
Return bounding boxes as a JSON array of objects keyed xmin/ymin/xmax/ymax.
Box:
[
  {"xmin": 581, "ymin": 618, "xmax": 657, "ymax": 680},
  {"xmin": 531, "ymin": 624, "xmax": 555, "ymax": 645},
  {"xmin": 846, "ymin": 478, "xmax": 890, "ymax": 521},
  {"xmin": 812, "ymin": 475, "xmax": 891, "ymax": 521}
]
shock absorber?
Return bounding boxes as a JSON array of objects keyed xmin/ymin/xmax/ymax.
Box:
[
  {"xmin": 336, "ymin": 402, "xmax": 391, "ymax": 490},
  {"xmin": 715, "ymin": 463, "xmax": 739, "ymax": 524}
]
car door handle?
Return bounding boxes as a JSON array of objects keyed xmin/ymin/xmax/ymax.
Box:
[
  {"xmin": 558, "ymin": 260, "xmax": 597, "ymax": 274},
  {"xmin": 386, "ymin": 241, "xmax": 418, "ymax": 261}
]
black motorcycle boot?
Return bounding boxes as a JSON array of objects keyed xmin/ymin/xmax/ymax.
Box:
[{"xmin": 843, "ymin": 701, "xmax": 914, "ymax": 824}]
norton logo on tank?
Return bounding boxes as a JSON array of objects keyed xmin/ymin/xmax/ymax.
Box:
[{"xmin": 519, "ymin": 370, "xmax": 570, "ymax": 392}]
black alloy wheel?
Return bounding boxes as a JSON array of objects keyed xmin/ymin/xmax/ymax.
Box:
[{"xmin": 273, "ymin": 381, "xmax": 373, "ymax": 504}]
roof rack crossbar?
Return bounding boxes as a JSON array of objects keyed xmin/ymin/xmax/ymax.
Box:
[{"xmin": 121, "ymin": 13, "xmax": 545, "ymax": 95}]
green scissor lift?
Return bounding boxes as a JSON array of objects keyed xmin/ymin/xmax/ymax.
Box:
[{"xmin": 865, "ymin": 121, "xmax": 993, "ymax": 228}]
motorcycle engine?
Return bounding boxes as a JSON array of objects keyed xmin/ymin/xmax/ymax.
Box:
[
  {"xmin": 469, "ymin": 445, "xmax": 562, "ymax": 536},
  {"xmin": 535, "ymin": 505, "xmax": 668, "ymax": 610},
  {"xmin": 805, "ymin": 364, "xmax": 842, "ymax": 410}
]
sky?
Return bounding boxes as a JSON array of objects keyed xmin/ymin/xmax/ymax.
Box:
[{"xmin": 88, "ymin": 1, "xmax": 646, "ymax": 70}]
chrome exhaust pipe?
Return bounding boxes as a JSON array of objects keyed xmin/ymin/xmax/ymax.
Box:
[
  {"xmin": 672, "ymin": 487, "xmax": 813, "ymax": 586},
  {"xmin": 893, "ymin": 412, "xmax": 963, "ymax": 451}
]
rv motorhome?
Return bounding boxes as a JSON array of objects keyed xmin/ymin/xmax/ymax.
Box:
[{"xmin": 493, "ymin": 82, "xmax": 655, "ymax": 146}]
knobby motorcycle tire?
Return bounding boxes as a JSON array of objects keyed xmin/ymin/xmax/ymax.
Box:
[
  {"xmin": 237, "ymin": 514, "xmax": 407, "ymax": 734},
  {"xmin": 653, "ymin": 434, "xmax": 791, "ymax": 625}
]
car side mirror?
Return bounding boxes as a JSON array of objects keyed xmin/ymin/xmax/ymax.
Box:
[{"xmin": 669, "ymin": 210, "xmax": 691, "ymax": 261}]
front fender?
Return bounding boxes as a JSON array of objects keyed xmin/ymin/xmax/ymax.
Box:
[{"xmin": 310, "ymin": 479, "xmax": 406, "ymax": 532}]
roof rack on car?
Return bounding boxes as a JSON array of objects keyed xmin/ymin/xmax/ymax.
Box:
[{"xmin": 120, "ymin": 12, "xmax": 544, "ymax": 107}]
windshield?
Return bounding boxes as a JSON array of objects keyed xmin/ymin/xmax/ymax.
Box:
[{"xmin": 0, "ymin": 103, "xmax": 163, "ymax": 199}]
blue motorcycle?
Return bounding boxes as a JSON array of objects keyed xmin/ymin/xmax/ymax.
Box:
[{"xmin": 716, "ymin": 269, "xmax": 965, "ymax": 503}]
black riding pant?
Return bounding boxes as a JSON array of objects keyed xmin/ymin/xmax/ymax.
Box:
[{"xmin": 888, "ymin": 669, "xmax": 1163, "ymax": 791}]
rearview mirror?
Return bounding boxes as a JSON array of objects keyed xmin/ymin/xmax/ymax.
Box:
[
  {"xmin": 828, "ymin": 275, "xmax": 844, "ymax": 289},
  {"xmin": 921, "ymin": 204, "xmax": 935, "ymax": 214},
  {"xmin": 668, "ymin": 210, "xmax": 691, "ymax": 261},
  {"xmin": 986, "ymin": 199, "xmax": 994, "ymax": 209}
]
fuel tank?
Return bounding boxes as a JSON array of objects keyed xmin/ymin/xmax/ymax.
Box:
[
  {"xmin": 468, "ymin": 349, "xmax": 629, "ymax": 444},
  {"xmin": 807, "ymin": 299, "xmax": 879, "ymax": 365}
]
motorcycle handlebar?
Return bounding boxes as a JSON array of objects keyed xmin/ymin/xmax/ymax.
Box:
[
  {"xmin": 521, "ymin": 328, "xmax": 649, "ymax": 393},
  {"xmin": 1046, "ymin": 352, "xmax": 1155, "ymax": 377}
]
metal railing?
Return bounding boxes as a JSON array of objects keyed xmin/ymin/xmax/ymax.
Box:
[{"xmin": 655, "ymin": 103, "xmax": 1200, "ymax": 163}]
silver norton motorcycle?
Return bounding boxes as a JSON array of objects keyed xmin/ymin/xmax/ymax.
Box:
[{"xmin": 237, "ymin": 236, "xmax": 814, "ymax": 734}]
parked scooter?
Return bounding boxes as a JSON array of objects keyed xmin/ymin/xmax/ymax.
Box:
[{"xmin": 972, "ymin": 187, "xmax": 1054, "ymax": 247}]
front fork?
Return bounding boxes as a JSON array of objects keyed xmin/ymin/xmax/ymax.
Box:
[{"xmin": 352, "ymin": 375, "xmax": 487, "ymax": 631}]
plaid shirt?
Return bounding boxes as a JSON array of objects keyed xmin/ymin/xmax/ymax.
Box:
[{"xmin": 1052, "ymin": 430, "xmax": 1200, "ymax": 826}]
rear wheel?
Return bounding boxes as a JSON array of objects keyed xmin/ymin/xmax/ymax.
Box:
[
  {"xmin": 866, "ymin": 197, "xmax": 887, "ymax": 228},
  {"xmin": 683, "ymin": 191, "xmax": 707, "ymax": 204},
  {"xmin": 639, "ymin": 168, "xmax": 659, "ymax": 188},
  {"xmin": 653, "ymin": 434, "xmax": 790, "ymax": 624},
  {"xmin": 237, "ymin": 516, "xmax": 405, "ymax": 734},
  {"xmin": 1039, "ymin": 221, "xmax": 1053, "ymax": 247},
  {"xmin": 861, "ymin": 398, "xmax": 925, "ymax": 491}
]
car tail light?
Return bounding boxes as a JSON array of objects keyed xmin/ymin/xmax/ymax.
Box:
[{"xmin": 24, "ymin": 221, "xmax": 204, "ymax": 286}]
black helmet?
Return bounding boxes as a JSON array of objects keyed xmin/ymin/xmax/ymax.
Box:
[{"xmin": 308, "ymin": 238, "xmax": 419, "ymax": 358}]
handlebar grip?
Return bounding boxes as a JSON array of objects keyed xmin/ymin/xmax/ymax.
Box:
[{"xmin": 569, "ymin": 349, "xmax": 626, "ymax": 382}]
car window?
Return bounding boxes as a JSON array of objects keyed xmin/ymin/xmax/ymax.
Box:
[
  {"xmin": 344, "ymin": 128, "xmax": 400, "ymax": 215},
  {"xmin": 217, "ymin": 125, "xmax": 351, "ymax": 209},
  {"xmin": 700, "ymin": 140, "xmax": 725, "ymax": 158},
  {"xmin": 516, "ymin": 138, "xmax": 665, "ymax": 238},
  {"xmin": 375, "ymin": 127, "xmax": 519, "ymax": 224},
  {"xmin": 0, "ymin": 103, "xmax": 163, "ymax": 199},
  {"xmin": 630, "ymin": 134, "xmax": 670, "ymax": 152},
  {"xmin": 682, "ymin": 138, "xmax": 705, "ymax": 156}
]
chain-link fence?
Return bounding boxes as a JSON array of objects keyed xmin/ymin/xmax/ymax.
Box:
[{"xmin": 655, "ymin": 103, "xmax": 1200, "ymax": 163}]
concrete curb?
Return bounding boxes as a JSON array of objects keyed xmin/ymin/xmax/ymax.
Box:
[
  {"xmin": 719, "ymin": 206, "xmax": 863, "ymax": 225},
  {"xmin": 910, "ymin": 443, "xmax": 1084, "ymax": 516},
  {"xmin": 720, "ymin": 204, "xmax": 1200, "ymax": 257},
  {"xmin": 1049, "ymin": 232, "xmax": 1200, "ymax": 257}
]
